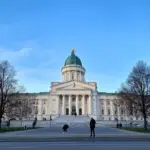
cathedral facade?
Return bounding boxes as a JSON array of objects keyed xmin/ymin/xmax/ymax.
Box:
[{"xmin": 30, "ymin": 50, "xmax": 142, "ymax": 121}]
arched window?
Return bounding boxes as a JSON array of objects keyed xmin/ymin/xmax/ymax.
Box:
[
  {"xmin": 121, "ymin": 108, "xmax": 124, "ymax": 115},
  {"xmin": 72, "ymin": 72, "xmax": 74, "ymax": 80},
  {"xmin": 108, "ymin": 108, "xmax": 110, "ymax": 115},
  {"xmin": 115, "ymin": 107, "xmax": 117, "ymax": 115},
  {"xmin": 42, "ymin": 108, "xmax": 45, "ymax": 115},
  {"xmin": 77, "ymin": 72, "xmax": 79, "ymax": 80},
  {"xmin": 102, "ymin": 108, "xmax": 104, "ymax": 115},
  {"xmin": 107, "ymin": 100, "xmax": 110, "ymax": 105}
]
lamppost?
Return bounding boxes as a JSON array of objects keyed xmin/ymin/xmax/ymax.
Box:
[{"xmin": 50, "ymin": 115, "xmax": 52, "ymax": 127}]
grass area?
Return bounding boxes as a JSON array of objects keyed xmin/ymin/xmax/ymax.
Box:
[
  {"xmin": 0, "ymin": 127, "xmax": 39, "ymax": 133},
  {"xmin": 120, "ymin": 127, "xmax": 150, "ymax": 133}
]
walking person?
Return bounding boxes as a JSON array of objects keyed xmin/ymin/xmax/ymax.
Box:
[
  {"xmin": 62, "ymin": 124, "xmax": 69, "ymax": 134},
  {"xmin": 90, "ymin": 117, "xmax": 96, "ymax": 137},
  {"xmin": 75, "ymin": 112, "xmax": 77, "ymax": 117}
]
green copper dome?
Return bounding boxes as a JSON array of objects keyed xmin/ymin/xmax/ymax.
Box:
[{"xmin": 64, "ymin": 49, "xmax": 82, "ymax": 66}]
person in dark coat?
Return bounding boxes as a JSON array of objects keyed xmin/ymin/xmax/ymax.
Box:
[
  {"xmin": 75, "ymin": 112, "xmax": 77, "ymax": 117},
  {"xmin": 62, "ymin": 124, "xmax": 69, "ymax": 134},
  {"xmin": 90, "ymin": 118, "xmax": 96, "ymax": 137}
]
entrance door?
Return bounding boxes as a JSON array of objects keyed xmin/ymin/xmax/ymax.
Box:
[
  {"xmin": 66, "ymin": 108, "xmax": 69, "ymax": 115},
  {"xmin": 72, "ymin": 105, "xmax": 76, "ymax": 115},
  {"xmin": 79, "ymin": 108, "xmax": 82, "ymax": 115}
]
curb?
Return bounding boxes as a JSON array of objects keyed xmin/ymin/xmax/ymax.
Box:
[{"xmin": 0, "ymin": 135, "xmax": 150, "ymax": 142}]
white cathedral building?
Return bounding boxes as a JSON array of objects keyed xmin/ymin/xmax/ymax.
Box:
[{"xmin": 29, "ymin": 49, "xmax": 142, "ymax": 122}]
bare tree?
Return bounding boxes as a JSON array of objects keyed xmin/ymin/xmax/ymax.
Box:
[
  {"xmin": 118, "ymin": 61, "xmax": 150, "ymax": 130},
  {"xmin": 5, "ymin": 93, "xmax": 35, "ymax": 126},
  {"xmin": 0, "ymin": 60, "xmax": 25, "ymax": 128}
]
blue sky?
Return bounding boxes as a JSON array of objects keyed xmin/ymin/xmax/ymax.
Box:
[{"xmin": 0, "ymin": 0, "xmax": 150, "ymax": 93}]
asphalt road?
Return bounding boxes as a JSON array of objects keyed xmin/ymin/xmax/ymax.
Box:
[{"xmin": 0, "ymin": 141, "xmax": 149, "ymax": 150}]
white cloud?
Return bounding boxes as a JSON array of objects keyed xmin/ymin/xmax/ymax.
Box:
[
  {"xmin": 19, "ymin": 48, "xmax": 32, "ymax": 56},
  {"xmin": 0, "ymin": 47, "xmax": 32, "ymax": 64},
  {"xmin": 0, "ymin": 46, "xmax": 61, "ymax": 92}
]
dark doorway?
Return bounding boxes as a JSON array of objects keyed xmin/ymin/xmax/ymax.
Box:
[
  {"xmin": 72, "ymin": 105, "xmax": 76, "ymax": 115},
  {"xmin": 79, "ymin": 108, "xmax": 82, "ymax": 115},
  {"xmin": 66, "ymin": 108, "xmax": 69, "ymax": 115}
]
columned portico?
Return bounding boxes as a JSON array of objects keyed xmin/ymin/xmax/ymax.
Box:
[{"xmin": 58, "ymin": 94, "xmax": 92, "ymax": 116}]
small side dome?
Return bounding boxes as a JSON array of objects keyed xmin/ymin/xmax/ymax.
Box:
[{"xmin": 64, "ymin": 49, "xmax": 82, "ymax": 66}]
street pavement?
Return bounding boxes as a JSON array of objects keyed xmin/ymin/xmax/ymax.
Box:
[
  {"xmin": 0, "ymin": 126, "xmax": 144, "ymax": 137},
  {"xmin": 0, "ymin": 141, "xmax": 150, "ymax": 150},
  {"xmin": 0, "ymin": 126, "xmax": 150, "ymax": 142}
]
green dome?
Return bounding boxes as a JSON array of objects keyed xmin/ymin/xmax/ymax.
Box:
[{"xmin": 64, "ymin": 49, "xmax": 82, "ymax": 66}]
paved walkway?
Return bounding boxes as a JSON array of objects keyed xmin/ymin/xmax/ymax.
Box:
[{"xmin": 0, "ymin": 126, "xmax": 149, "ymax": 138}]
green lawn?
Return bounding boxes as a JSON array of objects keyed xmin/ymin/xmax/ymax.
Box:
[
  {"xmin": 0, "ymin": 127, "xmax": 39, "ymax": 133},
  {"xmin": 120, "ymin": 127, "xmax": 150, "ymax": 133}
]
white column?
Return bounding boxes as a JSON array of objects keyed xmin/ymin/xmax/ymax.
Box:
[
  {"xmin": 76, "ymin": 95, "xmax": 79, "ymax": 115},
  {"xmin": 69, "ymin": 72, "xmax": 71, "ymax": 81},
  {"xmin": 38, "ymin": 99, "xmax": 42, "ymax": 120},
  {"xmin": 64, "ymin": 73, "xmax": 66, "ymax": 81},
  {"xmin": 110, "ymin": 100, "xmax": 114, "ymax": 115},
  {"xmin": 82, "ymin": 95, "xmax": 86, "ymax": 115},
  {"xmin": 117, "ymin": 106, "xmax": 120, "ymax": 120},
  {"xmin": 110, "ymin": 100, "xmax": 114, "ymax": 120},
  {"xmin": 104, "ymin": 100, "xmax": 107, "ymax": 116},
  {"xmin": 75, "ymin": 71, "xmax": 77, "ymax": 80},
  {"xmin": 88, "ymin": 95, "xmax": 92, "ymax": 115},
  {"xmin": 57, "ymin": 95, "xmax": 60, "ymax": 115},
  {"xmin": 62, "ymin": 95, "xmax": 66, "ymax": 115},
  {"xmin": 69, "ymin": 95, "xmax": 72, "ymax": 115},
  {"xmin": 80, "ymin": 72, "xmax": 82, "ymax": 81}
]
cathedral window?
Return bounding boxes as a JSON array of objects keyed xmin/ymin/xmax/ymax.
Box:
[
  {"xmin": 43, "ymin": 100, "xmax": 46, "ymax": 104},
  {"xmin": 121, "ymin": 108, "xmax": 124, "ymax": 115},
  {"xmin": 77, "ymin": 72, "xmax": 79, "ymax": 80},
  {"xmin": 72, "ymin": 72, "xmax": 74, "ymax": 80},
  {"xmin": 60, "ymin": 100, "xmax": 62, "ymax": 105},
  {"xmin": 108, "ymin": 108, "xmax": 110, "ymax": 115},
  {"xmin": 35, "ymin": 106, "xmax": 38, "ymax": 115},
  {"xmin": 102, "ymin": 108, "xmax": 104, "ymax": 115},
  {"xmin": 115, "ymin": 107, "xmax": 117, "ymax": 115},
  {"xmin": 36, "ymin": 99, "xmax": 38, "ymax": 105},
  {"xmin": 107, "ymin": 100, "xmax": 110, "ymax": 105},
  {"xmin": 42, "ymin": 108, "xmax": 46, "ymax": 114}
]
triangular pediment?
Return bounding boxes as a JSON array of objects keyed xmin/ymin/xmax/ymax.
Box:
[{"xmin": 52, "ymin": 81, "xmax": 96, "ymax": 91}]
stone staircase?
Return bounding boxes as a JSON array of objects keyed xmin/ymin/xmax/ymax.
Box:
[{"xmin": 51, "ymin": 115, "xmax": 90, "ymax": 127}]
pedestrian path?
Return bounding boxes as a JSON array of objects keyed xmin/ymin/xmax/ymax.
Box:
[{"xmin": 0, "ymin": 126, "xmax": 149, "ymax": 138}]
